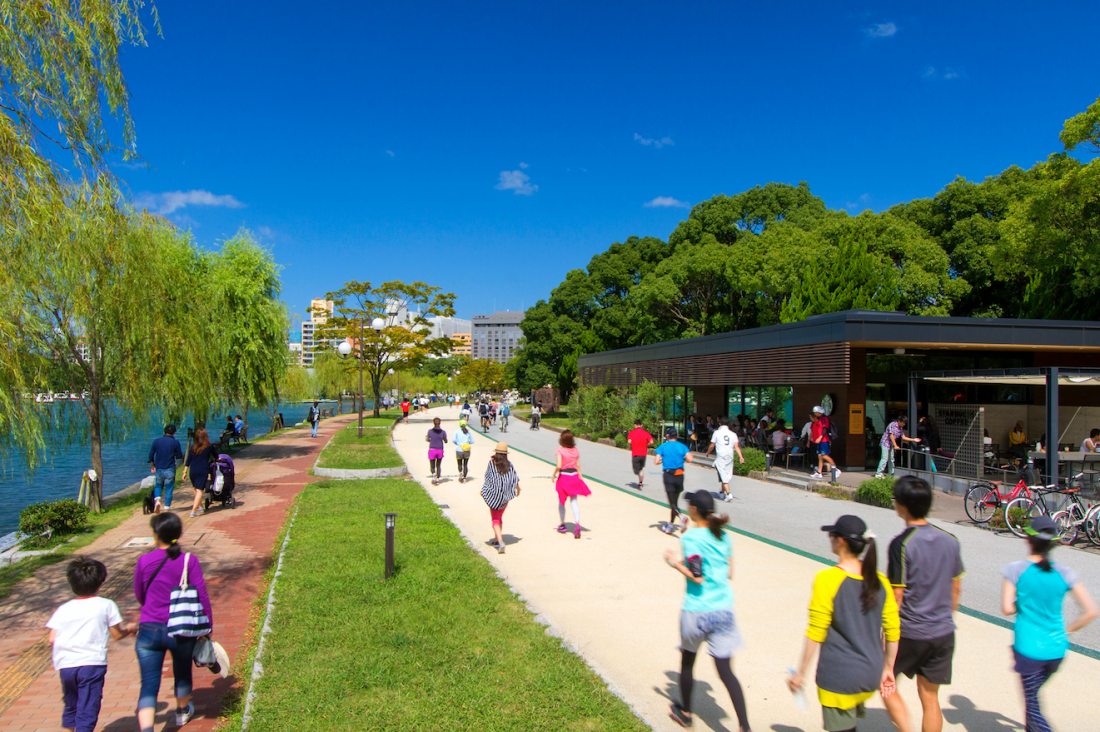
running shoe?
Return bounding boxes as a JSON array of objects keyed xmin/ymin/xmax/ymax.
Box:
[
  {"xmin": 574, "ymin": 524, "xmax": 581, "ymax": 539},
  {"xmin": 153, "ymin": 497, "xmax": 162, "ymax": 514},
  {"xmin": 557, "ymin": 524, "xmax": 568, "ymax": 533},
  {"xmin": 669, "ymin": 703, "xmax": 692, "ymax": 728},
  {"xmin": 834, "ymin": 469, "xmax": 843, "ymax": 481},
  {"xmin": 811, "ymin": 472, "xmax": 823, "ymax": 480},
  {"xmin": 680, "ymin": 514, "xmax": 689, "ymax": 532},
  {"xmin": 660, "ymin": 522, "xmax": 674, "ymax": 535},
  {"xmin": 497, "ymin": 543, "xmax": 506, "ymax": 554},
  {"xmin": 189, "ymin": 511, "xmax": 198, "ymax": 518},
  {"xmin": 175, "ymin": 702, "xmax": 195, "ymax": 727},
  {"xmin": 722, "ymin": 492, "xmax": 733, "ymax": 502},
  {"xmin": 875, "ymin": 473, "xmax": 884, "ymax": 479}
]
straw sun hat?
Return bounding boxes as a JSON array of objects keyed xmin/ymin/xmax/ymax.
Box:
[{"xmin": 494, "ymin": 443, "xmax": 509, "ymax": 454}]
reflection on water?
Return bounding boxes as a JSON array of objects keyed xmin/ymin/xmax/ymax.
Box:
[{"xmin": 0, "ymin": 400, "xmax": 363, "ymax": 534}]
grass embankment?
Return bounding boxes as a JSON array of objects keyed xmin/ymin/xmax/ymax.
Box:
[
  {"xmin": 315, "ymin": 425, "xmax": 403, "ymax": 470},
  {"xmin": 510, "ymin": 408, "xmax": 573, "ymax": 430},
  {"xmin": 241, "ymin": 478, "xmax": 647, "ymax": 732},
  {"xmin": 0, "ymin": 492, "xmax": 145, "ymax": 600}
]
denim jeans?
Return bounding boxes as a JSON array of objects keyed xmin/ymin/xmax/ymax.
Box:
[
  {"xmin": 877, "ymin": 446, "xmax": 895, "ymax": 475},
  {"xmin": 154, "ymin": 468, "xmax": 176, "ymax": 507},
  {"xmin": 311, "ymin": 420, "xmax": 318, "ymax": 437},
  {"xmin": 135, "ymin": 623, "xmax": 196, "ymax": 711}
]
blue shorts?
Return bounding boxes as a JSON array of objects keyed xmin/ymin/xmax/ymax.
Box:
[{"xmin": 817, "ymin": 442, "xmax": 831, "ymax": 456}]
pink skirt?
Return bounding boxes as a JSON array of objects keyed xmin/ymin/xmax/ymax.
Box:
[{"xmin": 555, "ymin": 473, "xmax": 591, "ymax": 504}]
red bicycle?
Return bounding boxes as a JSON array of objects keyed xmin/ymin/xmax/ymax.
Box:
[{"xmin": 964, "ymin": 468, "xmax": 1034, "ymax": 523}]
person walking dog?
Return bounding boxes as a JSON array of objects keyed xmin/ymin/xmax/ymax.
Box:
[{"xmin": 481, "ymin": 443, "xmax": 520, "ymax": 555}]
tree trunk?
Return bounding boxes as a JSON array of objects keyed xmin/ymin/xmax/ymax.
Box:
[
  {"xmin": 243, "ymin": 400, "xmax": 249, "ymax": 430},
  {"xmin": 372, "ymin": 373, "xmax": 382, "ymax": 418},
  {"xmin": 87, "ymin": 387, "xmax": 104, "ymax": 513}
]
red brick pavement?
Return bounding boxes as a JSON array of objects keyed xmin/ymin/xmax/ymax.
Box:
[{"xmin": 0, "ymin": 415, "xmax": 358, "ymax": 732}]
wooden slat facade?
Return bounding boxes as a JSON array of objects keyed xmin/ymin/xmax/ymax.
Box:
[{"xmin": 580, "ymin": 342, "xmax": 851, "ymax": 387}]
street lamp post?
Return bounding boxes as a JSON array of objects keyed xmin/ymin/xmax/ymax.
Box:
[
  {"xmin": 370, "ymin": 318, "xmax": 385, "ymax": 426},
  {"xmin": 384, "ymin": 512, "xmax": 397, "ymax": 579}
]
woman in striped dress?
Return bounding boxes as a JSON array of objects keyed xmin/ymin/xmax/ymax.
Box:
[{"xmin": 481, "ymin": 443, "xmax": 520, "ymax": 554}]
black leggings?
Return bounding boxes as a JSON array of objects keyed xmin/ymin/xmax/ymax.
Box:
[
  {"xmin": 679, "ymin": 651, "xmax": 750, "ymax": 732},
  {"xmin": 429, "ymin": 458, "xmax": 442, "ymax": 477},
  {"xmin": 456, "ymin": 456, "xmax": 469, "ymax": 477}
]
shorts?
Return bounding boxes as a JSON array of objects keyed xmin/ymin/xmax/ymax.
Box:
[
  {"xmin": 663, "ymin": 469, "xmax": 685, "ymax": 493},
  {"xmin": 823, "ymin": 703, "xmax": 866, "ymax": 732},
  {"xmin": 817, "ymin": 442, "xmax": 831, "ymax": 456},
  {"xmin": 895, "ymin": 633, "xmax": 955, "ymax": 685},
  {"xmin": 428, "ymin": 449, "xmax": 445, "ymax": 460},
  {"xmin": 679, "ymin": 609, "xmax": 743, "ymax": 658},
  {"xmin": 714, "ymin": 456, "xmax": 734, "ymax": 483},
  {"xmin": 631, "ymin": 455, "xmax": 646, "ymax": 473},
  {"xmin": 455, "ymin": 450, "xmax": 471, "ymax": 459}
]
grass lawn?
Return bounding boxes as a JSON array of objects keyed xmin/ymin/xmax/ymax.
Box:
[
  {"xmin": 315, "ymin": 425, "xmax": 404, "ymax": 470},
  {"xmin": 511, "ymin": 409, "xmax": 574, "ymax": 430},
  {"xmin": 0, "ymin": 492, "xmax": 145, "ymax": 600},
  {"xmin": 238, "ymin": 478, "xmax": 646, "ymax": 732}
]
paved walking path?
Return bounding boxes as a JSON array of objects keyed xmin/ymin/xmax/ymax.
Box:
[
  {"xmin": 498, "ymin": 414, "xmax": 1100, "ymax": 653},
  {"xmin": 0, "ymin": 413, "xmax": 357, "ymax": 732},
  {"xmin": 397, "ymin": 407, "xmax": 1100, "ymax": 731}
]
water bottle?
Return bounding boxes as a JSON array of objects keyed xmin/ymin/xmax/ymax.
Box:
[{"xmin": 787, "ymin": 667, "xmax": 807, "ymax": 710}]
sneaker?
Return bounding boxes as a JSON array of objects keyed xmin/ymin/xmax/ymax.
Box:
[
  {"xmin": 660, "ymin": 522, "xmax": 674, "ymax": 535},
  {"xmin": 574, "ymin": 524, "xmax": 582, "ymax": 539},
  {"xmin": 556, "ymin": 524, "xmax": 568, "ymax": 534},
  {"xmin": 153, "ymin": 497, "xmax": 162, "ymax": 514},
  {"xmin": 874, "ymin": 473, "xmax": 885, "ymax": 479},
  {"xmin": 669, "ymin": 702, "xmax": 692, "ymax": 728},
  {"xmin": 680, "ymin": 514, "xmax": 689, "ymax": 532},
  {"xmin": 189, "ymin": 511, "xmax": 199, "ymax": 518},
  {"xmin": 834, "ymin": 469, "xmax": 843, "ymax": 481},
  {"xmin": 722, "ymin": 491, "xmax": 733, "ymax": 502},
  {"xmin": 497, "ymin": 543, "xmax": 506, "ymax": 554},
  {"xmin": 811, "ymin": 472, "xmax": 823, "ymax": 480},
  {"xmin": 175, "ymin": 702, "xmax": 195, "ymax": 727}
]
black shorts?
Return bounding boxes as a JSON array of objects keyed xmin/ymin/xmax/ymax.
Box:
[
  {"xmin": 663, "ymin": 470, "xmax": 684, "ymax": 494},
  {"xmin": 632, "ymin": 455, "xmax": 647, "ymax": 473},
  {"xmin": 894, "ymin": 633, "xmax": 955, "ymax": 685}
]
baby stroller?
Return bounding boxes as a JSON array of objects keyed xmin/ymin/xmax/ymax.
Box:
[{"xmin": 204, "ymin": 454, "xmax": 237, "ymax": 510}]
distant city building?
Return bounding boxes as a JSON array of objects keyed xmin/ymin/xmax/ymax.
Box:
[
  {"xmin": 302, "ymin": 298, "xmax": 335, "ymax": 367},
  {"xmin": 471, "ymin": 311, "xmax": 524, "ymax": 363},
  {"xmin": 451, "ymin": 333, "xmax": 471, "ymax": 356},
  {"xmin": 288, "ymin": 341, "xmax": 303, "ymax": 365},
  {"xmin": 427, "ymin": 316, "xmax": 472, "ymax": 340}
]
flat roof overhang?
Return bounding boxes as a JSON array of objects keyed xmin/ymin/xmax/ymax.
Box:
[{"xmin": 578, "ymin": 310, "xmax": 1100, "ymax": 369}]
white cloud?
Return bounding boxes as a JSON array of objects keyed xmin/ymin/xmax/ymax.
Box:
[
  {"xmin": 943, "ymin": 68, "xmax": 963, "ymax": 80},
  {"xmin": 845, "ymin": 193, "xmax": 873, "ymax": 210},
  {"xmin": 258, "ymin": 226, "xmax": 276, "ymax": 238},
  {"xmin": 864, "ymin": 22, "xmax": 897, "ymax": 38},
  {"xmin": 519, "ymin": 161, "xmax": 529, "ymax": 169},
  {"xmin": 134, "ymin": 189, "xmax": 244, "ymax": 215},
  {"xmin": 385, "ymin": 149, "xmax": 395, "ymax": 157},
  {"xmin": 922, "ymin": 66, "xmax": 965, "ymax": 81},
  {"xmin": 644, "ymin": 196, "xmax": 691, "ymax": 209},
  {"xmin": 634, "ymin": 133, "xmax": 674, "ymax": 148},
  {"xmin": 495, "ymin": 169, "xmax": 538, "ymax": 196},
  {"xmin": 922, "ymin": 65, "xmax": 936, "ymax": 78}
]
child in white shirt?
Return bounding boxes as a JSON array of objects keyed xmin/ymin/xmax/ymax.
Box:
[{"xmin": 46, "ymin": 557, "xmax": 134, "ymax": 732}]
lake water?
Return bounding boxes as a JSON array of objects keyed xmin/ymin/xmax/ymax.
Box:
[{"xmin": 0, "ymin": 400, "xmax": 363, "ymax": 534}]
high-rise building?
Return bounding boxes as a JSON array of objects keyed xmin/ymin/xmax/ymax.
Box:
[
  {"xmin": 471, "ymin": 311, "xmax": 524, "ymax": 363},
  {"xmin": 451, "ymin": 333, "xmax": 471, "ymax": 356},
  {"xmin": 426, "ymin": 316, "xmax": 472, "ymax": 340},
  {"xmin": 302, "ymin": 298, "xmax": 334, "ymax": 367}
]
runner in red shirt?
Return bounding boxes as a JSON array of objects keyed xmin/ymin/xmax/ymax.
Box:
[
  {"xmin": 627, "ymin": 419, "xmax": 654, "ymax": 488},
  {"xmin": 400, "ymin": 399, "xmax": 411, "ymax": 424}
]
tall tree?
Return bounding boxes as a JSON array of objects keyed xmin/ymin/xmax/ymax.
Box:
[
  {"xmin": 781, "ymin": 234, "xmax": 901, "ymax": 322},
  {"xmin": 314, "ymin": 281, "xmax": 456, "ymax": 418}
]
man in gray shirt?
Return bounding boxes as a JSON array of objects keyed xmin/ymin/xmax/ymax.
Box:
[{"xmin": 884, "ymin": 475, "xmax": 963, "ymax": 732}]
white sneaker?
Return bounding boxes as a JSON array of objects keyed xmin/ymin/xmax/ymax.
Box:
[
  {"xmin": 153, "ymin": 497, "xmax": 162, "ymax": 514},
  {"xmin": 811, "ymin": 472, "xmax": 823, "ymax": 480},
  {"xmin": 874, "ymin": 473, "xmax": 885, "ymax": 479},
  {"xmin": 723, "ymin": 492, "xmax": 733, "ymax": 502},
  {"xmin": 834, "ymin": 469, "xmax": 843, "ymax": 480},
  {"xmin": 175, "ymin": 702, "xmax": 195, "ymax": 726}
]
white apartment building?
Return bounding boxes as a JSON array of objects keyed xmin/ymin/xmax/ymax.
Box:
[
  {"xmin": 301, "ymin": 298, "xmax": 334, "ymax": 367},
  {"xmin": 471, "ymin": 311, "xmax": 524, "ymax": 363}
]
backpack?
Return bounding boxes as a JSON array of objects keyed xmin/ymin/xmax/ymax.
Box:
[{"xmin": 825, "ymin": 416, "xmax": 839, "ymax": 442}]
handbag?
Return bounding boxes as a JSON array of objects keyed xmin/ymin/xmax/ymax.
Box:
[
  {"xmin": 192, "ymin": 636, "xmax": 230, "ymax": 677},
  {"xmin": 167, "ymin": 553, "xmax": 212, "ymax": 637}
]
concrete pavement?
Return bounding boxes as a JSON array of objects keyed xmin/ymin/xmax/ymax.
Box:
[{"xmin": 395, "ymin": 406, "xmax": 1100, "ymax": 731}]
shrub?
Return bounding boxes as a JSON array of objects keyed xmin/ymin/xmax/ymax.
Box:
[
  {"xmin": 856, "ymin": 476, "xmax": 896, "ymax": 508},
  {"xmin": 614, "ymin": 433, "xmax": 629, "ymax": 449},
  {"xmin": 737, "ymin": 448, "xmax": 767, "ymax": 476},
  {"xmin": 632, "ymin": 380, "xmax": 663, "ymax": 437},
  {"xmin": 19, "ymin": 499, "xmax": 90, "ymax": 547}
]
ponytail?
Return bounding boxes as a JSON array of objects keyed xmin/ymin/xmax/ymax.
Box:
[
  {"xmin": 151, "ymin": 512, "xmax": 183, "ymax": 560},
  {"xmin": 1028, "ymin": 535, "xmax": 1054, "ymax": 572},
  {"xmin": 706, "ymin": 512, "xmax": 729, "ymax": 539},
  {"xmin": 842, "ymin": 535, "xmax": 882, "ymax": 613}
]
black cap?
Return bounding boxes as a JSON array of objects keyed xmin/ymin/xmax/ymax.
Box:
[
  {"xmin": 1025, "ymin": 515, "xmax": 1058, "ymax": 540},
  {"xmin": 821, "ymin": 515, "xmax": 867, "ymax": 541},
  {"xmin": 666, "ymin": 427, "xmax": 678, "ymax": 438},
  {"xmin": 685, "ymin": 491, "xmax": 714, "ymax": 514}
]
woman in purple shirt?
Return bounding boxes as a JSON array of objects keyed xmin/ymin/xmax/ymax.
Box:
[
  {"xmin": 133, "ymin": 513, "xmax": 214, "ymax": 731},
  {"xmin": 426, "ymin": 417, "xmax": 448, "ymax": 485}
]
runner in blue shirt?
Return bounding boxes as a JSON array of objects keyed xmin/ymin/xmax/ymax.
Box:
[{"xmin": 655, "ymin": 427, "xmax": 693, "ymax": 535}]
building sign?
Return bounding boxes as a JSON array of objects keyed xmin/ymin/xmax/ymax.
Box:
[{"xmin": 849, "ymin": 404, "xmax": 864, "ymax": 435}]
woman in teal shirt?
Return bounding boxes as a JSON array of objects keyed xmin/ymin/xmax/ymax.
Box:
[
  {"xmin": 664, "ymin": 490, "xmax": 751, "ymax": 731},
  {"xmin": 1001, "ymin": 515, "xmax": 1097, "ymax": 732}
]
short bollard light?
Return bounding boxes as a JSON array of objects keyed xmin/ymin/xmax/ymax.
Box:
[{"xmin": 384, "ymin": 513, "xmax": 397, "ymax": 579}]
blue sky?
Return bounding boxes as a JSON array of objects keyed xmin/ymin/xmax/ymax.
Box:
[{"xmin": 113, "ymin": 0, "xmax": 1099, "ymax": 323}]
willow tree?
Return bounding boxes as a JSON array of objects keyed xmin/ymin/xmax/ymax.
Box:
[
  {"xmin": 314, "ymin": 281, "xmax": 456, "ymax": 418},
  {"xmin": 1, "ymin": 189, "xmax": 206, "ymax": 510},
  {"xmin": 0, "ymin": 0, "xmax": 159, "ymax": 467}
]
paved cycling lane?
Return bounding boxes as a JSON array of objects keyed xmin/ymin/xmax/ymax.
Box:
[{"xmin": 498, "ymin": 414, "xmax": 1100, "ymax": 655}]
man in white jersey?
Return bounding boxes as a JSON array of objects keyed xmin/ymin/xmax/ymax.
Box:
[{"xmin": 705, "ymin": 415, "xmax": 744, "ymax": 502}]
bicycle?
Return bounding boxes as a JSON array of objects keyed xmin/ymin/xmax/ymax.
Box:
[
  {"xmin": 964, "ymin": 466, "xmax": 1033, "ymax": 524},
  {"xmin": 1003, "ymin": 477, "xmax": 1083, "ymax": 538},
  {"xmin": 1048, "ymin": 474, "xmax": 1094, "ymax": 544}
]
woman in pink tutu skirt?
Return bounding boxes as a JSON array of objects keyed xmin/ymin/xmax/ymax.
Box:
[{"xmin": 553, "ymin": 430, "xmax": 592, "ymax": 539}]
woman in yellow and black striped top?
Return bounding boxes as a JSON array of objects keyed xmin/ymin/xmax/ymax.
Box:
[{"xmin": 787, "ymin": 515, "xmax": 906, "ymax": 732}]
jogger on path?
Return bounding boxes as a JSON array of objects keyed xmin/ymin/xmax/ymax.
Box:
[
  {"xmin": 705, "ymin": 416, "xmax": 744, "ymax": 503},
  {"xmin": 627, "ymin": 419, "xmax": 654, "ymax": 488},
  {"xmin": 426, "ymin": 417, "xmax": 447, "ymax": 485},
  {"xmin": 655, "ymin": 427, "xmax": 693, "ymax": 535},
  {"xmin": 665, "ymin": 491, "xmax": 752, "ymax": 732},
  {"xmin": 553, "ymin": 430, "xmax": 591, "ymax": 539},
  {"xmin": 454, "ymin": 420, "xmax": 474, "ymax": 483}
]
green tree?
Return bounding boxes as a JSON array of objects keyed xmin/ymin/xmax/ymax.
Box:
[
  {"xmin": 1061, "ymin": 93, "xmax": 1100, "ymax": 153},
  {"xmin": 208, "ymin": 229, "xmax": 289, "ymax": 430},
  {"xmin": 781, "ymin": 234, "xmax": 901, "ymax": 322},
  {"xmin": 462, "ymin": 359, "xmax": 505, "ymax": 392},
  {"xmin": 314, "ymin": 281, "xmax": 456, "ymax": 418}
]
